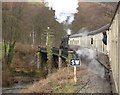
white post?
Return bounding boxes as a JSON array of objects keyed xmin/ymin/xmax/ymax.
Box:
[
  {"xmin": 46, "ymin": 32, "xmax": 48, "ymax": 46},
  {"xmin": 46, "ymin": 27, "xmax": 50, "ymax": 46},
  {"xmin": 32, "ymin": 28, "xmax": 35, "ymax": 49},
  {"xmin": 74, "ymin": 66, "xmax": 77, "ymax": 84},
  {"xmin": 58, "ymin": 49, "xmax": 62, "ymax": 69}
]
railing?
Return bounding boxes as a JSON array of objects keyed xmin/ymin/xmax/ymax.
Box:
[{"xmin": 40, "ymin": 47, "xmax": 68, "ymax": 58}]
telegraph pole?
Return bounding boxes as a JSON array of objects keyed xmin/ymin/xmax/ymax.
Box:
[
  {"xmin": 45, "ymin": 27, "xmax": 54, "ymax": 45},
  {"xmin": 44, "ymin": 27, "xmax": 54, "ymax": 73}
]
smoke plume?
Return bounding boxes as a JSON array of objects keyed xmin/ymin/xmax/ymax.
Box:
[
  {"xmin": 76, "ymin": 48, "xmax": 105, "ymax": 78},
  {"xmin": 44, "ymin": 0, "xmax": 79, "ymax": 35},
  {"xmin": 78, "ymin": 27, "xmax": 89, "ymax": 36}
]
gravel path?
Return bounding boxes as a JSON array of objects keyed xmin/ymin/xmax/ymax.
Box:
[{"xmin": 76, "ymin": 64, "xmax": 112, "ymax": 93}]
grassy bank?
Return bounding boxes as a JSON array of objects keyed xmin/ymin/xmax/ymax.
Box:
[{"xmin": 21, "ymin": 67, "xmax": 79, "ymax": 93}]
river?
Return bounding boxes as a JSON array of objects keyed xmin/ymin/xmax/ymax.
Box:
[{"xmin": 2, "ymin": 81, "xmax": 33, "ymax": 93}]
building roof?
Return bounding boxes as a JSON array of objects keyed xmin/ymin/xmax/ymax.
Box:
[{"xmin": 70, "ymin": 24, "xmax": 109, "ymax": 38}]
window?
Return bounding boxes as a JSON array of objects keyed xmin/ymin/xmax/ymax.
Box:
[{"xmin": 91, "ymin": 37, "xmax": 93, "ymax": 44}]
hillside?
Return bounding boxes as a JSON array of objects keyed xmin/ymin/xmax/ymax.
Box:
[
  {"xmin": 2, "ymin": 2, "xmax": 117, "ymax": 46},
  {"xmin": 72, "ymin": 2, "xmax": 117, "ymax": 32}
]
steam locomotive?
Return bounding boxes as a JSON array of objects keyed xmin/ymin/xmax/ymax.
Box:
[{"xmin": 59, "ymin": 35, "xmax": 70, "ymax": 50}]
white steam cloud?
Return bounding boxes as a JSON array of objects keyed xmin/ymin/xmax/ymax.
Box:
[
  {"xmin": 44, "ymin": 0, "xmax": 79, "ymax": 35},
  {"xmin": 76, "ymin": 48, "xmax": 105, "ymax": 78},
  {"xmin": 67, "ymin": 29, "xmax": 72, "ymax": 35},
  {"xmin": 78, "ymin": 27, "xmax": 89, "ymax": 36}
]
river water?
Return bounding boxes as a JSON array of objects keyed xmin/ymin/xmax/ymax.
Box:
[{"xmin": 2, "ymin": 82, "xmax": 32, "ymax": 93}]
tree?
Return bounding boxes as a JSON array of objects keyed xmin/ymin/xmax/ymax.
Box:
[
  {"xmin": 2, "ymin": 3, "xmax": 23, "ymax": 65},
  {"xmin": 46, "ymin": 32, "xmax": 53, "ymax": 74}
]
